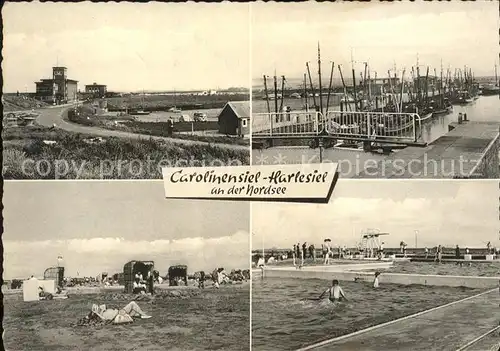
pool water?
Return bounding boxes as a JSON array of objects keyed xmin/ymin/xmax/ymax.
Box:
[
  {"xmin": 368, "ymin": 261, "xmax": 500, "ymax": 277},
  {"xmin": 252, "ymin": 277, "xmax": 482, "ymax": 351}
]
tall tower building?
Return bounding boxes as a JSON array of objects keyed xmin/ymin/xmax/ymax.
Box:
[{"xmin": 53, "ymin": 67, "xmax": 67, "ymax": 102}]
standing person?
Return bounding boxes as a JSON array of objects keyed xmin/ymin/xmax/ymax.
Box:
[
  {"xmin": 292, "ymin": 245, "xmax": 297, "ymax": 266},
  {"xmin": 455, "ymin": 245, "xmax": 461, "ymax": 259},
  {"xmin": 424, "ymin": 247, "xmax": 429, "ymax": 259},
  {"xmin": 296, "ymin": 243, "xmax": 301, "ymax": 262},
  {"xmin": 324, "ymin": 241, "xmax": 331, "ymax": 265},
  {"xmin": 437, "ymin": 245, "xmax": 443, "ymax": 263},
  {"xmin": 167, "ymin": 117, "xmax": 174, "ymax": 136},
  {"xmin": 311, "ymin": 244, "xmax": 316, "ymax": 262},
  {"xmin": 379, "ymin": 242, "xmax": 385, "ymax": 259},
  {"xmin": 487, "ymin": 241, "xmax": 492, "ymax": 254},
  {"xmin": 147, "ymin": 271, "xmax": 154, "ymax": 295},
  {"xmin": 301, "ymin": 242, "xmax": 307, "ymax": 266},
  {"xmin": 403, "ymin": 243, "xmax": 407, "ymax": 258},
  {"xmin": 199, "ymin": 271, "xmax": 205, "ymax": 289}
]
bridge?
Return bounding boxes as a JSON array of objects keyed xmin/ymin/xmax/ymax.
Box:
[{"xmin": 252, "ymin": 110, "xmax": 428, "ymax": 149}]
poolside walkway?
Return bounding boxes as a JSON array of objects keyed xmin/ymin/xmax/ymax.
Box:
[{"xmin": 310, "ymin": 290, "xmax": 499, "ymax": 351}]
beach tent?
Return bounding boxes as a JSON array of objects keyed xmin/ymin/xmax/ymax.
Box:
[
  {"xmin": 123, "ymin": 260, "xmax": 154, "ymax": 293},
  {"xmin": 168, "ymin": 265, "xmax": 188, "ymax": 286}
]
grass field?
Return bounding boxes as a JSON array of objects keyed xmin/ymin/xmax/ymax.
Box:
[
  {"xmin": 107, "ymin": 93, "xmax": 249, "ymax": 112},
  {"xmin": 2, "ymin": 126, "xmax": 249, "ymax": 179},
  {"xmin": 4, "ymin": 285, "xmax": 250, "ymax": 351}
]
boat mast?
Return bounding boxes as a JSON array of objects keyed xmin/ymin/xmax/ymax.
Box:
[
  {"xmin": 306, "ymin": 62, "xmax": 318, "ymax": 111},
  {"xmin": 416, "ymin": 54, "xmax": 421, "ymax": 105},
  {"xmin": 399, "ymin": 69, "xmax": 405, "ymax": 113},
  {"xmin": 424, "ymin": 67, "xmax": 429, "ymax": 107},
  {"xmin": 367, "ymin": 62, "xmax": 372, "ymax": 105},
  {"xmin": 317, "ymin": 42, "xmax": 324, "ymax": 116},
  {"xmin": 273, "ymin": 71, "xmax": 278, "ymax": 114},
  {"xmin": 338, "ymin": 65, "xmax": 349, "ymax": 112},
  {"xmin": 303, "ymin": 73, "xmax": 309, "ymax": 112},
  {"xmin": 351, "ymin": 51, "xmax": 358, "ymax": 112},
  {"xmin": 495, "ymin": 64, "xmax": 498, "ymax": 87},
  {"xmin": 263, "ymin": 75, "xmax": 271, "ymax": 114},
  {"xmin": 325, "ymin": 61, "xmax": 335, "ymax": 114},
  {"xmin": 279, "ymin": 76, "xmax": 286, "ymax": 113}
]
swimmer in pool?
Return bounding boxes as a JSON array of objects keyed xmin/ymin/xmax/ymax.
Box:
[
  {"xmin": 319, "ymin": 279, "xmax": 348, "ymax": 303},
  {"xmin": 373, "ymin": 272, "xmax": 381, "ymax": 288}
]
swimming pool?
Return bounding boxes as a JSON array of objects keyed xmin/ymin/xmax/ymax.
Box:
[{"xmin": 252, "ymin": 277, "xmax": 482, "ymax": 351}]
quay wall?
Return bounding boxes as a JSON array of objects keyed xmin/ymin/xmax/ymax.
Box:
[
  {"xmin": 260, "ymin": 268, "xmax": 500, "ymax": 289},
  {"xmin": 467, "ymin": 131, "xmax": 500, "ymax": 178}
]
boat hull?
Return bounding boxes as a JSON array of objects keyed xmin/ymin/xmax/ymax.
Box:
[{"xmin": 432, "ymin": 106, "xmax": 453, "ymax": 118}]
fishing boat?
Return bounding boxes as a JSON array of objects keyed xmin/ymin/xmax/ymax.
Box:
[
  {"xmin": 129, "ymin": 109, "xmax": 150, "ymax": 116},
  {"xmin": 454, "ymin": 91, "xmax": 473, "ymax": 104},
  {"xmin": 430, "ymin": 98, "xmax": 453, "ymax": 117},
  {"xmin": 130, "ymin": 90, "xmax": 151, "ymax": 115},
  {"xmin": 431, "ymin": 105, "xmax": 453, "ymax": 117},
  {"xmin": 480, "ymin": 84, "xmax": 500, "ymax": 96}
]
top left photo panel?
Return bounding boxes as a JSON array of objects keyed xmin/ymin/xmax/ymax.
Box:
[{"xmin": 2, "ymin": 2, "xmax": 251, "ymax": 180}]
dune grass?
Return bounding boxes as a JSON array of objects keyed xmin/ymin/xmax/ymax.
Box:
[{"xmin": 3, "ymin": 126, "xmax": 249, "ymax": 179}]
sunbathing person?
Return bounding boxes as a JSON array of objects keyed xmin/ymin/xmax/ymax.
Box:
[
  {"xmin": 91, "ymin": 302, "xmax": 151, "ymax": 324},
  {"xmin": 133, "ymin": 277, "xmax": 147, "ymax": 294}
]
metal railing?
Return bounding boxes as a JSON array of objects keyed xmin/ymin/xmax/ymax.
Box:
[
  {"xmin": 325, "ymin": 111, "xmax": 421, "ymax": 142},
  {"xmin": 252, "ymin": 111, "xmax": 322, "ymax": 136},
  {"xmin": 252, "ymin": 110, "xmax": 424, "ymax": 144}
]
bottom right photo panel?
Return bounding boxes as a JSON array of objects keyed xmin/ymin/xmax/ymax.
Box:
[{"xmin": 251, "ymin": 180, "xmax": 500, "ymax": 351}]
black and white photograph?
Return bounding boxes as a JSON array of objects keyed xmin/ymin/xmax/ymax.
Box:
[
  {"xmin": 252, "ymin": 181, "xmax": 500, "ymax": 351},
  {"xmin": 3, "ymin": 181, "xmax": 250, "ymax": 351},
  {"xmin": 251, "ymin": 1, "xmax": 500, "ymax": 179},
  {"xmin": 2, "ymin": 2, "xmax": 250, "ymax": 180}
]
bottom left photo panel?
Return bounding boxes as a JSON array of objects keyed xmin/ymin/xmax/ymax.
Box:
[{"xmin": 2, "ymin": 181, "xmax": 251, "ymax": 351}]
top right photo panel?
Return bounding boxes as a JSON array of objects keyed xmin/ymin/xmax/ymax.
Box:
[{"xmin": 251, "ymin": 1, "xmax": 499, "ymax": 179}]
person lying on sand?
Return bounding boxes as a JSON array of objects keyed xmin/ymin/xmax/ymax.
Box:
[
  {"xmin": 319, "ymin": 279, "xmax": 348, "ymax": 303},
  {"xmin": 91, "ymin": 302, "xmax": 152, "ymax": 324}
]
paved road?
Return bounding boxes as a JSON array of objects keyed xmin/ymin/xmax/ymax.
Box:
[
  {"xmin": 35, "ymin": 106, "xmax": 249, "ymax": 152},
  {"xmin": 310, "ymin": 290, "xmax": 499, "ymax": 351}
]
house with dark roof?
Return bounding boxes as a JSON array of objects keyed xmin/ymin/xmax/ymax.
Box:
[{"xmin": 217, "ymin": 101, "xmax": 250, "ymax": 137}]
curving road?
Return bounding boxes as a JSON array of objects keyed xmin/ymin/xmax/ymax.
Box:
[{"xmin": 35, "ymin": 105, "xmax": 249, "ymax": 151}]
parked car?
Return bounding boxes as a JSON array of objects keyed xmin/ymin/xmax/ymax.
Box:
[
  {"xmin": 193, "ymin": 112, "xmax": 208, "ymax": 122},
  {"xmin": 179, "ymin": 114, "xmax": 193, "ymax": 122}
]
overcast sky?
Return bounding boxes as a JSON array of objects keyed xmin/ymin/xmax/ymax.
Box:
[
  {"xmin": 253, "ymin": 181, "xmax": 498, "ymax": 250},
  {"xmin": 2, "ymin": 2, "xmax": 250, "ymax": 93},
  {"xmin": 3, "ymin": 181, "xmax": 249, "ymax": 279},
  {"xmin": 252, "ymin": 1, "xmax": 498, "ymax": 82}
]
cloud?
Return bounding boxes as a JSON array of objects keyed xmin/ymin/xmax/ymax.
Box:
[
  {"xmin": 253, "ymin": 182, "xmax": 498, "ymax": 250},
  {"xmin": 4, "ymin": 231, "xmax": 249, "ymax": 279}
]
